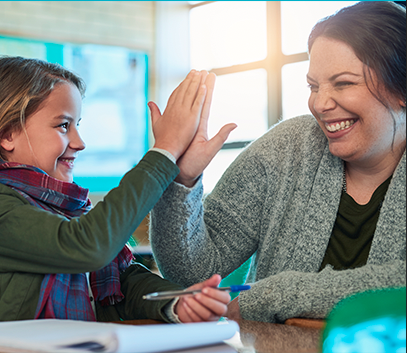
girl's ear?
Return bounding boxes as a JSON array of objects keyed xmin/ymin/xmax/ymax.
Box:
[{"xmin": 0, "ymin": 133, "xmax": 15, "ymax": 152}]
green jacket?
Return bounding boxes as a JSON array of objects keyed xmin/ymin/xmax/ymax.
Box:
[{"xmin": 0, "ymin": 151, "xmax": 183, "ymax": 322}]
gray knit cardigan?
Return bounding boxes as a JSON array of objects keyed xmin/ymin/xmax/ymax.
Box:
[{"xmin": 150, "ymin": 115, "xmax": 406, "ymax": 323}]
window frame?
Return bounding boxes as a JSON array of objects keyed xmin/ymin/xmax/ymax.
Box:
[{"xmin": 188, "ymin": 1, "xmax": 309, "ymax": 149}]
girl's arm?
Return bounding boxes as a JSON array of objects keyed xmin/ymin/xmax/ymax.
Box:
[{"xmin": 0, "ymin": 151, "xmax": 178, "ymax": 274}]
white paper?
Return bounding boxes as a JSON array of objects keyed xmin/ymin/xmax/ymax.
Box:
[{"xmin": 0, "ymin": 319, "xmax": 239, "ymax": 353}]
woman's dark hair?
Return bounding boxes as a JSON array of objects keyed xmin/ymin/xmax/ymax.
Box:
[
  {"xmin": 308, "ymin": 1, "xmax": 406, "ymax": 110},
  {"xmin": 0, "ymin": 56, "xmax": 85, "ymax": 160}
]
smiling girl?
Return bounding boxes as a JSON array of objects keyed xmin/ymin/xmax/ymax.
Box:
[{"xmin": 0, "ymin": 56, "xmax": 234, "ymax": 323}]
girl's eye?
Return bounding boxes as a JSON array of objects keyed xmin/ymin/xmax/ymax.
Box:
[{"xmin": 58, "ymin": 122, "xmax": 69, "ymax": 130}]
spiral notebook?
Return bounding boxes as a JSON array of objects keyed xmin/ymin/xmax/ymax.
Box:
[{"xmin": 0, "ymin": 319, "xmax": 239, "ymax": 353}]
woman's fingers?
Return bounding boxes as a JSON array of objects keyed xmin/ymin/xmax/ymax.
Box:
[
  {"xmin": 200, "ymin": 73, "xmax": 216, "ymax": 124},
  {"xmin": 191, "ymin": 83, "xmax": 207, "ymax": 117},
  {"xmin": 206, "ymin": 123, "xmax": 238, "ymax": 155}
]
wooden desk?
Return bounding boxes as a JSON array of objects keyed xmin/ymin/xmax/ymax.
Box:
[
  {"xmin": 233, "ymin": 319, "xmax": 322, "ymax": 353},
  {"xmin": 115, "ymin": 318, "xmax": 323, "ymax": 353}
]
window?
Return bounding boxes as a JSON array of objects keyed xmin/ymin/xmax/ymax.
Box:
[
  {"xmin": 0, "ymin": 36, "xmax": 149, "ymax": 192},
  {"xmin": 188, "ymin": 1, "xmax": 357, "ymax": 193}
]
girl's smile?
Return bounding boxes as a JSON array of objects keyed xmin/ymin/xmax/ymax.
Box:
[{"xmin": 1, "ymin": 83, "xmax": 85, "ymax": 183}]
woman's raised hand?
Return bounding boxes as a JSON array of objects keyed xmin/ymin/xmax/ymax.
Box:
[
  {"xmin": 175, "ymin": 72, "xmax": 237, "ymax": 187},
  {"xmin": 148, "ymin": 70, "xmax": 207, "ymax": 160}
]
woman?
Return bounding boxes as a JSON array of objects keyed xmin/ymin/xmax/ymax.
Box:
[{"xmin": 149, "ymin": 1, "xmax": 406, "ymax": 323}]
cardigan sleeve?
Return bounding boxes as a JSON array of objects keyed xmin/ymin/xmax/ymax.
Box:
[
  {"xmin": 239, "ymin": 260, "xmax": 406, "ymax": 323},
  {"xmin": 150, "ymin": 115, "xmax": 406, "ymax": 323},
  {"xmin": 150, "ymin": 115, "xmax": 324, "ymax": 286},
  {"xmin": 150, "ymin": 147, "xmax": 270, "ymax": 286}
]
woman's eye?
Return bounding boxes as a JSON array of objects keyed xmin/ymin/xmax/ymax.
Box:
[
  {"xmin": 307, "ymin": 84, "xmax": 318, "ymax": 92},
  {"xmin": 336, "ymin": 81, "xmax": 354, "ymax": 87},
  {"xmin": 58, "ymin": 122, "xmax": 69, "ymax": 130}
]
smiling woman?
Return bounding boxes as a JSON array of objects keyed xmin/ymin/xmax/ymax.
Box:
[
  {"xmin": 149, "ymin": 1, "xmax": 406, "ymax": 324},
  {"xmin": 307, "ymin": 37, "xmax": 405, "ymax": 193}
]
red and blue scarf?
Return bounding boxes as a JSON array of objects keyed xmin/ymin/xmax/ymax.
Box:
[{"xmin": 0, "ymin": 160, "xmax": 133, "ymax": 321}]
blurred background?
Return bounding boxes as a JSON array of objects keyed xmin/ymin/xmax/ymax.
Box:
[{"xmin": 1, "ymin": 1, "xmax": 404, "ymax": 271}]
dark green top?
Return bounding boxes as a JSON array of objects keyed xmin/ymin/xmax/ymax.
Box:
[
  {"xmin": 320, "ymin": 176, "xmax": 392, "ymax": 271},
  {"xmin": 0, "ymin": 151, "xmax": 183, "ymax": 322}
]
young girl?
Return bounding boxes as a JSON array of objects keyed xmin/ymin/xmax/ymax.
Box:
[{"xmin": 0, "ymin": 56, "xmax": 231, "ymax": 323}]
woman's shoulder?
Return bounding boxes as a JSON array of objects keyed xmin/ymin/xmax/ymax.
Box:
[{"xmin": 243, "ymin": 114, "xmax": 326, "ymax": 157}]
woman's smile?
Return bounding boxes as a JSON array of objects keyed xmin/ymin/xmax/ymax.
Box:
[{"xmin": 324, "ymin": 119, "xmax": 356, "ymax": 133}]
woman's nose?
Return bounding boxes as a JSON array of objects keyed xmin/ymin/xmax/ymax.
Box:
[{"xmin": 312, "ymin": 88, "xmax": 337, "ymax": 114}]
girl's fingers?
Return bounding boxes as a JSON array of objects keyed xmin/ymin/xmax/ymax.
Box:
[
  {"xmin": 148, "ymin": 101, "xmax": 162, "ymax": 126},
  {"xmin": 195, "ymin": 293, "xmax": 229, "ymax": 317},
  {"xmin": 179, "ymin": 305, "xmax": 194, "ymax": 323},
  {"xmin": 166, "ymin": 70, "xmax": 196, "ymax": 108},
  {"xmin": 183, "ymin": 298, "xmax": 205, "ymax": 322},
  {"xmin": 183, "ymin": 71, "xmax": 204, "ymax": 106},
  {"xmin": 185, "ymin": 291, "xmax": 229, "ymax": 321},
  {"xmin": 201, "ymin": 287, "xmax": 231, "ymax": 304}
]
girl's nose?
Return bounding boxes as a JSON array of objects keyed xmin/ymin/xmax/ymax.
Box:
[{"xmin": 69, "ymin": 129, "xmax": 86, "ymax": 151}]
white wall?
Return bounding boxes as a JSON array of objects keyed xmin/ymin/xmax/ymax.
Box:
[{"xmin": 0, "ymin": 1, "xmax": 158, "ymax": 101}]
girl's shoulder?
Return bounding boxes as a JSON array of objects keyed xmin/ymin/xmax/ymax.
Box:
[{"xmin": 0, "ymin": 182, "xmax": 29, "ymax": 205}]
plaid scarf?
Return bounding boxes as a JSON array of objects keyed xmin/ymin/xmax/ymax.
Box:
[{"xmin": 0, "ymin": 160, "xmax": 133, "ymax": 321}]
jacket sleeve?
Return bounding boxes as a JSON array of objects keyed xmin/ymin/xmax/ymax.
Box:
[
  {"xmin": 239, "ymin": 260, "xmax": 406, "ymax": 323},
  {"xmin": 96, "ymin": 263, "xmax": 184, "ymax": 322},
  {"xmin": 0, "ymin": 152, "xmax": 179, "ymax": 274}
]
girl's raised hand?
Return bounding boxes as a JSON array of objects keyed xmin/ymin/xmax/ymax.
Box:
[
  {"xmin": 174, "ymin": 274, "xmax": 230, "ymax": 323},
  {"xmin": 148, "ymin": 70, "xmax": 207, "ymax": 160},
  {"xmin": 175, "ymin": 72, "xmax": 237, "ymax": 187}
]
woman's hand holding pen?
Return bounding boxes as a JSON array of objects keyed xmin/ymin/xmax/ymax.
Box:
[
  {"xmin": 174, "ymin": 71, "xmax": 237, "ymax": 187},
  {"xmin": 174, "ymin": 274, "xmax": 230, "ymax": 323},
  {"xmin": 148, "ymin": 70, "xmax": 207, "ymax": 161}
]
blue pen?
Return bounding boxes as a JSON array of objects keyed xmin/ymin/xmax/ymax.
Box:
[{"xmin": 143, "ymin": 285, "xmax": 251, "ymax": 300}]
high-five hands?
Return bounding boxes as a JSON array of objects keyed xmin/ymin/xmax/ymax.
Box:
[
  {"xmin": 148, "ymin": 70, "xmax": 237, "ymax": 186},
  {"xmin": 174, "ymin": 274, "xmax": 230, "ymax": 323},
  {"xmin": 175, "ymin": 71, "xmax": 237, "ymax": 187},
  {"xmin": 149, "ymin": 70, "xmax": 207, "ymax": 160}
]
